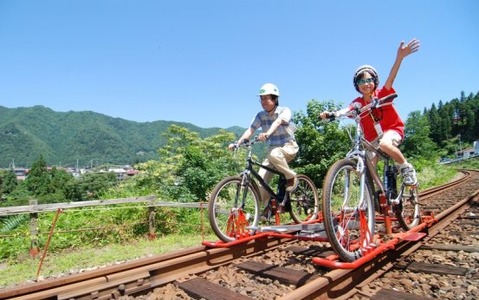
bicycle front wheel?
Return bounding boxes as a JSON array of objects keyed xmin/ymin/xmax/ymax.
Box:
[
  {"xmin": 395, "ymin": 184, "xmax": 421, "ymax": 231},
  {"xmin": 322, "ymin": 159, "xmax": 376, "ymax": 262},
  {"xmin": 289, "ymin": 174, "xmax": 320, "ymax": 223},
  {"xmin": 208, "ymin": 175, "xmax": 261, "ymax": 242}
]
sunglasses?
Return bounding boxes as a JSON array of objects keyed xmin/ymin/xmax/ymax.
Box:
[{"xmin": 357, "ymin": 78, "xmax": 375, "ymax": 85}]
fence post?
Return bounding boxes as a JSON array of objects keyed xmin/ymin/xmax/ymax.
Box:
[
  {"xmin": 29, "ymin": 199, "xmax": 40, "ymax": 257},
  {"xmin": 147, "ymin": 206, "xmax": 156, "ymax": 240}
]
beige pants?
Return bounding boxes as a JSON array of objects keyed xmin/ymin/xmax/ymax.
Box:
[
  {"xmin": 258, "ymin": 140, "xmax": 299, "ymax": 204},
  {"xmin": 369, "ymin": 130, "xmax": 402, "ymax": 166}
]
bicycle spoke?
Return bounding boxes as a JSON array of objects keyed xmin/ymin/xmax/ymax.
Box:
[
  {"xmin": 289, "ymin": 174, "xmax": 319, "ymax": 223},
  {"xmin": 395, "ymin": 184, "xmax": 421, "ymax": 230},
  {"xmin": 208, "ymin": 176, "xmax": 260, "ymax": 242},
  {"xmin": 322, "ymin": 159, "xmax": 375, "ymax": 262}
]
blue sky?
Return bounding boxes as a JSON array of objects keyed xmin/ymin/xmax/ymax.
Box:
[{"xmin": 1, "ymin": 1, "xmax": 478, "ymax": 129}]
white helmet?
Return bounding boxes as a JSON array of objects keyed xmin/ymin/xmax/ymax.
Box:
[
  {"xmin": 258, "ymin": 83, "xmax": 280, "ymax": 97},
  {"xmin": 353, "ymin": 65, "xmax": 379, "ymax": 92}
]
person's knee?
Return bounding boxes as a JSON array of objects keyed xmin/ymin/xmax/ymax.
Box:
[
  {"xmin": 379, "ymin": 138, "xmax": 393, "ymax": 150},
  {"xmin": 268, "ymin": 149, "xmax": 285, "ymax": 163}
]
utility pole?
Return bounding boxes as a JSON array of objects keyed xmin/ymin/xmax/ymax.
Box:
[{"xmin": 458, "ymin": 134, "xmax": 463, "ymax": 157}]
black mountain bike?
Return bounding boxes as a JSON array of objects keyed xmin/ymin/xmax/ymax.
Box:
[{"xmin": 208, "ymin": 137, "xmax": 320, "ymax": 242}]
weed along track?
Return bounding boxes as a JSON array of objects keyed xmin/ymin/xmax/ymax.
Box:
[{"xmin": 1, "ymin": 170, "xmax": 478, "ymax": 300}]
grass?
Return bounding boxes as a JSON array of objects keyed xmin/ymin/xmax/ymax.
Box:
[
  {"xmin": 0, "ymin": 233, "xmax": 217, "ymax": 289},
  {"xmin": 417, "ymin": 163, "xmax": 459, "ymax": 189}
]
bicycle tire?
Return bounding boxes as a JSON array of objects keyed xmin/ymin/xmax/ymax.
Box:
[
  {"xmin": 322, "ymin": 158, "xmax": 376, "ymax": 262},
  {"xmin": 289, "ymin": 174, "xmax": 320, "ymax": 223},
  {"xmin": 208, "ymin": 175, "xmax": 261, "ymax": 242},
  {"xmin": 395, "ymin": 184, "xmax": 421, "ymax": 231}
]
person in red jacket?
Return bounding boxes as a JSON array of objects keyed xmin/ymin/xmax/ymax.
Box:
[{"xmin": 320, "ymin": 38, "xmax": 420, "ymax": 186}]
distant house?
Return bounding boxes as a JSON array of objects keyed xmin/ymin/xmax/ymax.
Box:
[
  {"xmin": 8, "ymin": 165, "xmax": 139, "ymax": 181},
  {"xmin": 456, "ymin": 144, "xmax": 479, "ymax": 159},
  {"xmin": 100, "ymin": 166, "xmax": 138, "ymax": 180},
  {"xmin": 127, "ymin": 169, "xmax": 139, "ymax": 176},
  {"xmin": 14, "ymin": 168, "xmax": 29, "ymax": 180}
]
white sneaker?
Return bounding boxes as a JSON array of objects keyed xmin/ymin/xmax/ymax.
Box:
[{"xmin": 400, "ymin": 164, "xmax": 417, "ymax": 186}]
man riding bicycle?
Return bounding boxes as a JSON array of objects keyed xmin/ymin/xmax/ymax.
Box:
[{"xmin": 229, "ymin": 83, "xmax": 299, "ymax": 207}]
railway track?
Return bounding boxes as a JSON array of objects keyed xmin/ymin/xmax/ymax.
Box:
[{"xmin": 1, "ymin": 169, "xmax": 478, "ymax": 300}]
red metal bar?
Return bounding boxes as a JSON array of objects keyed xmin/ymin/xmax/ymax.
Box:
[
  {"xmin": 312, "ymin": 218, "xmax": 432, "ymax": 269},
  {"xmin": 36, "ymin": 208, "xmax": 62, "ymax": 280},
  {"xmin": 312, "ymin": 240, "xmax": 397, "ymax": 269},
  {"xmin": 202, "ymin": 232, "xmax": 269, "ymax": 248}
]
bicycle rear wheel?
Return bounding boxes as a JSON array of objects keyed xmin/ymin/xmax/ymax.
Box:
[
  {"xmin": 289, "ymin": 174, "xmax": 320, "ymax": 223},
  {"xmin": 395, "ymin": 184, "xmax": 421, "ymax": 231},
  {"xmin": 322, "ymin": 158, "xmax": 376, "ymax": 262},
  {"xmin": 208, "ymin": 175, "xmax": 260, "ymax": 242}
]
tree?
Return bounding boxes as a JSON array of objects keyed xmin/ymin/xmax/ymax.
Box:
[
  {"xmin": 402, "ymin": 111, "xmax": 437, "ymax": 161},
  {"xmin": 0, "ymin": 169, "xmax": 18, "ymax": 197},
  {"xmin": 24, "ymin": 155, "xmax": 49, "ymax": 198},
  {"xmin": 65, "ymin": 172, "xmax": 118, "ymax": 201},
  {"xmin": 293, "ymin": 99, "xmax": 351, "ymax": 187},
  {"xmin": 427, "ymin": 104, "xmax": 443, "ymax": 144},
  {"xmin": 19, "ymin": 156, "xmax": 77, "ymax": 203},
  {"xmin": 135, "ymin": 125, "xmax": 239, "ymax": 202}
]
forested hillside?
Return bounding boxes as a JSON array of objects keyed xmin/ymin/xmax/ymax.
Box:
[
  {"xmin": 0, "ymin": 105, "xmax": 244, "ymax": 168},
  {"xmin": 1, "ymin": 90, "xmax": 477, "ymax": 169},
  {"xmin": 423, "ymin": 91, "xmax": 479, "ymax": 148}
]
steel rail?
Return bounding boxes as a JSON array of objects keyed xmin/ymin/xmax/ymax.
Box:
[
  {"xmin": 0, "ymin": 238, "xmax": 290, "ymax": 300},
  {"xmin": 280, "ymin": 170, "xmax": 479, "ymax": 300},
  {"xmin": 1, "ymin": 170, "xmax": 476, "ymax": 300}
]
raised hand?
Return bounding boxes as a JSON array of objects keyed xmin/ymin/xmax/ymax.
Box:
[{"xmin": 398, "ymin": 38, "xmax": 420, "ymax": 59}]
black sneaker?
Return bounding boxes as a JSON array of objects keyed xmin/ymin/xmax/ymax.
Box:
[
  {"xmin": 285, "ymin": 176, "xmax": 298, "ymax": 192},
  {"xmin": 259, "ymin": 206, "xmax": 271, "ymax": 222}
]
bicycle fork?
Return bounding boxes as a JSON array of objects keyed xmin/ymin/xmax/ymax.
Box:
[
  {"xmin": 226, "ymin": 173, "xmax": 253, "ymax": 238},
  {"xmin": 358, "ymin": 171, "xmax": 374, "ymax": 248}
]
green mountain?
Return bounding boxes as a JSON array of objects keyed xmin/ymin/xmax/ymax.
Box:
[{"xmin": 0, "ymin": 105, "xmax": 244, "ymax": 168}]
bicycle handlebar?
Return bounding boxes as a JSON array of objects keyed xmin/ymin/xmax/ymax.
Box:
[
  {"xmin": 356, "ymin": 93, "xmax": 398, "ymax": 115},
  {"xmin": 231, "ymin": 136, "xmax": 262, "ymax": 150},
  {"xmin": 324, "ymin": 112, "xmax": 337, "ymax": 121},
  {"xmin": 325, "ymin": 93, "xmax": 398, "ymax": 121}
]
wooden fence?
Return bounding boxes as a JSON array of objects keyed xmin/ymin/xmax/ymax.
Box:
[{"xmin": 0, "ymin": 196, "xmax": 209, "ymax": 256}]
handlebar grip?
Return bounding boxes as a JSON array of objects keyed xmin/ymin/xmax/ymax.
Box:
[
  {"xmin": 326, "ymin": 112, "xmax": 336, "ymax": 120},
  {"xmin": 378, "ymin": 93, "xmax": 398, "ymax": 104},
  {"xmin": 362, "ymin": 93, "xmax": 398, "ymax": 112}
]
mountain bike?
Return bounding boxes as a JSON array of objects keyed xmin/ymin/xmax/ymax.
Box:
[
  {"xmin": 208, "ymin": 137, "xmax": 320, "ymax": 243},
  {"xmin": 321, "ymin": 93, "xmax": 421, "ymax": 262}
]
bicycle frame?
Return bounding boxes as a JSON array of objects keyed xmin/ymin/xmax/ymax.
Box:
[
  {"xmin": 348, "ymin": 130, "xmax": 391, "ymax": 199},
  {"xmin": 239, "ymin": 139, "xmax": 288, "ymax": 206},
  {"xmin": 243, "ymin": 158, "xmax": 287, "ymax": 204},
  {"xmin": 341, "ymin": 93, "xmax": 406, "ymax": 234}
]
